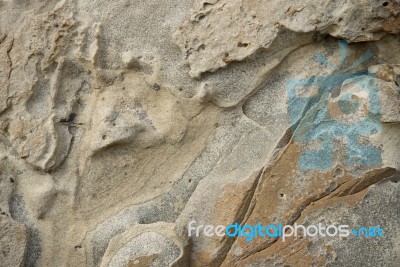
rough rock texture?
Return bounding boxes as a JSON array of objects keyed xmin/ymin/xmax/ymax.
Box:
[
  {"xmin": 0, "ymin": 0, "xmax": 399, "ymax": 266},
  {"xmin": 0, "ymin": 214, "xmax": 28, "ymax": 267}
]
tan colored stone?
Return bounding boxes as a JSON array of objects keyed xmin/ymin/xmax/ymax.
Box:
[{"xmin": 0, "ymin": 215, "xmax": 27, "ymax": 267}]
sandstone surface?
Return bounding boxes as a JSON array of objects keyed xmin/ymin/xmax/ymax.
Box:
[{"xmin": 0, "ymin": 0, "xmax": 399, "ymax": 266}]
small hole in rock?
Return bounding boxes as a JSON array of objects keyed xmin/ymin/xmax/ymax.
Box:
[
  {"xmin": 238, "ymin": 42, "xmax": 249, "ymax": 47},
  {"xmin": 334, "ymin": 167, "xmax": 344, "ymax": 178},
  {"xmin": 198, "ymin": 44, "xmax": 206, "ymax": 51},
  {"xmin": 225, "ymin": 53, "xmax": 229, "ymax": 57},
  {"xmin": 188, "ymin": 179, "xmax": 192, "ymax": 183},
  {"xmin": 102, "ymin": 135, "xmax": 107, "ymax": 140},
  {"xmin": 68, "ymin": 113, "xmax": 76, "ymax": 122},
  {"xmin": 383, "ymin": 2, "xmax": 388, "ymax": 6},
  {"xmin": 279, "ymin": 193, "xmax": 284, "ymax": 198},
  {"xmin": 9, "ymin": 178, "xmax": 14, "ymax": 183},
  {"xmin": 151, "ymin": 83, "xmax": 160, "ymax": 91}
]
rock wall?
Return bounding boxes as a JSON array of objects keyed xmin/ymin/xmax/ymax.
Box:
[{"xmin": 0, "ymin": 0, "xmax": 399, "ymax": 266}]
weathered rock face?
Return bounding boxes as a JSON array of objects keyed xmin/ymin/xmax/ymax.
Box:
[
  {"xmin": 0, "ymin": 0, "xmax": 399, "ymax": 266},
  {"xmin": 0, "ymin": 214, "xmax": 28, "ymax": 267},
  {"xmin": 173, "ymin": 0, "xmax": 399, "ymax": 78}
]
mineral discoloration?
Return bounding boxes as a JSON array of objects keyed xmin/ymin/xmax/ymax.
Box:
[{"xmin": 0, "ymin": 0, "xmax": 399, "ymax": 266}]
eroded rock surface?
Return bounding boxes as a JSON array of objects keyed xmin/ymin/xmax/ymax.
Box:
[
  {"xmin": 0, "ymin": 0, "xmax": 399, "ymax": 266},
  {"xmin": 0, "ymin": 214, "xmax": 28, "ymax": 267}
]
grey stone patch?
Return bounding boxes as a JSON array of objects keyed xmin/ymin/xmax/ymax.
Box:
[
  {"xmin": 9, "ymin": 195, "xmax": 42, "ymax": 267},
  {"xmin": 75, "ymin": 0, "xmax": 200, "ymax": 97},
  {"xmin": 0, "ymin": 159, "xmax": 16, "ymax": 216},
  {"xmin": 328, "ymin": 174, "xmax": 400, "ymax": 267}
]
